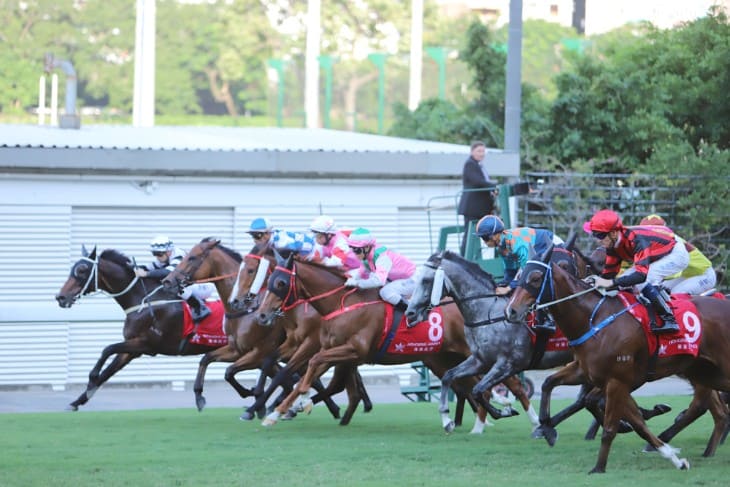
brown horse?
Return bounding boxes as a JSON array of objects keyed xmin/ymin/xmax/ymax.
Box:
[
  {"xmin": 55, "ymin": 246, "xmax": 226, "ymax": 411},
  {"xmin": 255, "ymin": 253, "xmax": 514, "ymax": 430},
  {"xmin": 161, "ymin": 238, "xmax": 351, "ymax": 421},
  {"xmin": 226, "ymin": 245, "xmax": 380, "ymax": 425},
  {"xmin": 505, "ymin": 246, "xmax": 730, "ymax": 473}
]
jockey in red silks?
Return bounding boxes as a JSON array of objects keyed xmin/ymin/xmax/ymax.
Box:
[
  {"xmin": 308, "ymin": 215, "xmax": 361, "ymax": 271},
  {"xmin": 583, "ymin": 209, "xmax": 690, "ymax": 334},
  {"xmin": 344, "ymin": 227, "xmax": 418, "ymax": 325}
]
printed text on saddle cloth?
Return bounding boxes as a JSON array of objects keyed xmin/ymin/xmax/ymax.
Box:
[
  {"xmin": 378, "ymin": 306, "xmax": 444, "ymax": 354},
  {"xmin": 181, "ymin": 300, "xmax": 227, "ymax": 347}
]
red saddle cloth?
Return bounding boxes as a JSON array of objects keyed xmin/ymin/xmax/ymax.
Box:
[
  {"xmin": 617, "ymin": 292, "xmax": 712, "ymax": 358},
  {"xmin": 526, "ymin": 312, "xmax": 569, "ymax": 352},
  {"xmin": 376, "ymin": 305, "xmax": 445, "ymax": 355},
  {"xmin": 182, "ymin": 300, "xmax": 228, "ymax": 347}
]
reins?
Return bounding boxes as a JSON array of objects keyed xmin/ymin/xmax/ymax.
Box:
[{"xmin": 193, "ymin": 272, "xmax": 237, "ymax": 284}]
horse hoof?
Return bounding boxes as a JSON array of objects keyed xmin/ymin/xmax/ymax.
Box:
[
  {"xmin": 444, "ymin": 421, "xmax": 456, "ymax": 434},
  {"xmin": 282, "ymin": 409, "xmax": 297, "ymax": 420},
  {"xmin": 255, "ymin": 408, "xmax": 268, "ymax": 420},
  {"xmin": 531, "ymin": 427, "xmax": 545, "ymax": 439},
  {"xmin": 618, "ymin": 420, "xmax": 634, "ymax": 434},
  {"xmin": 239, "ymin": 411, "xmax": 255, "ymax": 421},
  {"xmin": 679, "ymin": 459, "xmax": 690, "ymax": 470},
  {"xmin": 643, "ymin": 443, "xmax": 657, "ymax": 453},
  {"xmin": 540, "ymin": 427, "xmax": 558, "ymax": 447},
  {"xmin": 261, "ymin": 418, "xmax": 277, "ymax": 427},
  {"xmin": 65, "ymin": 404, "xmax": 78, "ymax": 412},
  {"xmin": 654, "ymin": 404, "xmax": 671, "ymax": 415},
  {"xmin": 302, "ymin": 400, "xmax": 313, "ymax": 415},
  {"xmin": 195, "ymin": 397, "xmax": 206, "ymax": 412},
  {"xmin": 501, "ymin": 407, "xmax": 519, "ymax": 418}
]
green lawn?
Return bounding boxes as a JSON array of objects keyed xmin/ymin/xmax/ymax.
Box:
[{"xmin": 1, "ymin": 396, "xmax": 727, "ymax": 487}]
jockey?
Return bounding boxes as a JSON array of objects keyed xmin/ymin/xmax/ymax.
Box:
[
  {"xmin": 308, "ymin": 215, "xmax": 361, "ymax": 270},
  {"xmin": 638, "ymin": 214, "xmax": 716, "ymax": 295},
  {"xmin": 583, "ymin": 209, "xmax": 690, "ymax": 334},
  {"xmin": 345, "ymin": 227, "xmax": 417, "ymax": 324},
  {"xmin": 475, "ymin": 215, "xmax": 563, "ymax": 333},
  {"xmin": 247, "ymin": 217, "xmax": 316, "ymax": 257},
  {"xmin": 134, "ymin": 235, "xmax": 214, "ymax": 323}
]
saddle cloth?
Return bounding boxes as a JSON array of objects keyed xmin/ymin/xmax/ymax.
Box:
[
  {"xmin": 617, "ymin": 292, "xmax": 712, "ymax": 358},
  {"xmin": 182, "ymin": 300, "xmax": 228, "ymax": 347},
  {"xmin": 376, "ymin": 305, "xmax": 444, "ymax": 355}
]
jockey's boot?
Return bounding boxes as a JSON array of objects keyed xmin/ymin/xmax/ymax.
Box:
[
  {"xmin": 532, "ymin": 310, "xmax": 556, "ymax": 334},
  {"xmin": 187, "ymin": 295, "xmax": 212, "ymax": 323},
  {"xmin": 642, "ymin": 284, "xmax": 679, "ymax": 334}
]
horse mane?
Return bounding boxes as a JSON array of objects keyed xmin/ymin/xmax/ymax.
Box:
[
  {"xmin": 440, "ymin": 250, "xmax": 498, "ymax": 288},
  {"xmin": 200, "ymin": 236, "xmax": 242, "ymax": 263},
  {"xmin": 100, "ymin": 249, "xmax": 133, "ymax": 269},
  {"xmin": 299, "ymin": 258, "xmax": 348, "ymax": 280}
]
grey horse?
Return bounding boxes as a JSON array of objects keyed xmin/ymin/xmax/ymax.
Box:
[{"xmin": 405, "ymin": 250, "xmax": 575, "ymax": 433}]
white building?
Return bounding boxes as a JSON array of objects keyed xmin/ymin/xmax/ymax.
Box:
[{"xmin": 0, "ymin": 124, "xmax": 518, "ymax": 391}]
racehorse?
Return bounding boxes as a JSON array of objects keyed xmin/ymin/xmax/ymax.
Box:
[
  {"xmin": 160, "ymin": 237, "xmax": 347, "ymax": 420},
  {"xmin": 407, "ymin": 248, "xmax": 672, "ymax": 436},
  {"xmin": 254, "ymin": 252, "xmax": 517, "ymax": 430},
  {"xmin": 226, "ymin": 245, "xmax": 378, "ymax": 425},
  {"xmin": 55, "ymin": 246, "xmax": 227, "ymax": 411},
  {"xmin": 505, "ymin": 246, "xmax": 730, "ymax": 473}
]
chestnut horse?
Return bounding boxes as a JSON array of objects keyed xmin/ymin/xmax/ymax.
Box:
[
  {"xmin": 55, "ymin": 246, "xmax": 226, "ymax": 410},
  {"xmin": 225, "ymin": 244, "xmax": 379, "ymax": 425},
  {"xmin": 161, "ymin": 238, "xmax": 355, "ymax": 422},
  {"xmin": 255, "ymin": 253, "xmax": 516, "ymax": 430},
  {"xmin": 505, "ymin": 246, "xmax": 730, "ymax": 473}
]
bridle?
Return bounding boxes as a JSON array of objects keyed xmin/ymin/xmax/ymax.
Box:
[
  {"xmin": 174, "ymin": 241, "xmax": 237, "ymax": 287},
  {"xmin": 70, "ymin": 254, "xmax": 140, "ymax": 303}
]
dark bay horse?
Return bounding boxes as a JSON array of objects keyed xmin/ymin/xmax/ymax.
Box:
[
  {"xmin": 505, "ymin": 247, "xmax": 730, "ymax": 473},
  {"xmin": 55, "ymin": 246, "xmax": 223, "ymax": 411},
  {"xmin": 255, "ymin": 253, "xmax": 503, "ymax": 431},
  {"xmin": 161, "ymin": 237, "xmax": 345, "ymax": 420}
]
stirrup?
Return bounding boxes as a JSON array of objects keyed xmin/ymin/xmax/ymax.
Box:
[
  {"xmin": 651, "ymin": 320, "xmax": 679, "ymax": 335},
  {"xmin": 192, "ymin": 305, "xmax": 211, "ymax": 323},
  {"xmin": 533, "ymin": 323, "xmax": 556, "ymax": 334}
]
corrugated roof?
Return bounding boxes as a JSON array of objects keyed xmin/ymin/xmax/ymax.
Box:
[{"xmin": 0, "ymin": 124, "xmax": 470, "ymax": 154}]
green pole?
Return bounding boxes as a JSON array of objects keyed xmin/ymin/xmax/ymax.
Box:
[
  {"xmin": 367, "ymin": 53, "xmax": 388, "ymax": 134},
  {"xmin": 318, "ymin": 55, "xmax": 336, "ymax": 129},
  {"xmin": 267, "ymin": 58, "xmax": 286, "ymax": 127},
  {"xmin": 425, "ymin": 47, "xmax": 447, "ymax": 100}
]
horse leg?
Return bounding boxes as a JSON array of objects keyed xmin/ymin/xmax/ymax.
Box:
[
  {"xmin": 193, "ymin": 345, "xmax": 240, "ymax": 412},
  {"xmin": 223, "ymin": 351, "xmax": 265, "ymax": 400},
  {"xmin": 437, "ymin": 355, "xmax": 487, "ymax": 434},
  {"xmin": 69, "ymin": 339, "xmax": 148, "ymax": 410},
  {"xmin": 534, "ymin": 361, "xmax": 585, "ymax": 446},
  {"xmin": 593, "ymin": 380, "xmax": 689, "ymax": 474},
  {"xmin": 336, "ymin": 364, "xmax": 363, "ymax": 426},
  {"xmin": 241, "ymin": 364, "xmax": 296, "ymax": 421},
  {"xmin": 502, "ymin": 375, "xmax": 539, "ymax": 426},
  {"xmin": 264, "ymin": 342, "xmax": 363, "ymax": 426},
  {"xmin": 309, "ymin": 375, "xmax": 342, "ymax": 420},
  {"xmin": 644, "ymin": 385, "xmax": 728, "ymax": 457}
]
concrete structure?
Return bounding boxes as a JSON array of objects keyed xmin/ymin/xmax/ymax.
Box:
[{"xmin": 0, "ymin": 124, "xmax": 519, "ymax": 391}]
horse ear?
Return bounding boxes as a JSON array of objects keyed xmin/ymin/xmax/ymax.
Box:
[
  {"xmin": 81, "ymin": 244, "xmax": 89, "ymax": 257},
  {"xmin": 541, "ymin": 244, "xmax": 554, "ymax": 263},
  {"xmin": 565, "ymin": 232, "xmax": 577, "ymax": 251},
  {"xmin": 285, "ymin": 252, "xmax": 295, "ymax": 269},
  {"xmin": 89, "ymin": 245, "xmax": 97, "ymax": 259},
  {"xmin": 527, "ymin": 244, "xmax": 537, "ymax": 260},
  {"xmin": 274, "ymin": 248, "xmax": 286, "ymax": 266}
]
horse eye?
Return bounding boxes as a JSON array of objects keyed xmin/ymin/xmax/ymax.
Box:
[
  {"xmin": 73, "ymin": 264, "xmax": 89, "ymax": 278},
  {"xmin": 526, "ymin": 270, "xmax": 543, "ymax": 286}
]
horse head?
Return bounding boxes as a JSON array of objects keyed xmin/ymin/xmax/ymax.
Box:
[
  {"xmin": 162, "ymin": 237, "xmax": 221, "ymax": 293},
  {"xmin": 406, "ymin": 251, "xmax": 446, "ymax": 323},
  {"xmin": 229, "ymin": 244, "xmax": 273, "ymax": 313},
  {"xmin": 505, "ymin": 245, "xmax": 554, "ymax": 323},
  {"xmin": 56, "ymin": 247, "xmax": 138, "ymax": 307},
  {"xmin": 256, "ymin": 250, "xmax": 295, "ymax": 326}
]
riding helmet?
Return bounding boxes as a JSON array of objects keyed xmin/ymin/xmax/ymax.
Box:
[{"xmin": 474, "ymin": 215, "xmax": 505, "ymax": 237}]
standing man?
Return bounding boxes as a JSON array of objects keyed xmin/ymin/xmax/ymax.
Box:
[{"xmin": 457, "ymin": 140, "xmax": 498, "ymax": 256}]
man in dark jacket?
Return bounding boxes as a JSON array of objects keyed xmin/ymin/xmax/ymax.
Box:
[{"xmin": 457, "ymin": 140, "xmax": 497, "ymax": 256}]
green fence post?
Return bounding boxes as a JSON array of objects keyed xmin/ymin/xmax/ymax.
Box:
[
  {"xmin": 318, "ymin": 55, "xmax": 336, "ymax": 129},
  {"xmin": 425, "ymin": 46, "xmax": 447, "ymax": 100},
  {"xmin": 267, "ymin": 58, "xmax": 286, "ymax": 127},
  {"xmin": 367, "ymin": 53, "xmax": 388, "ymax": 134}
]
